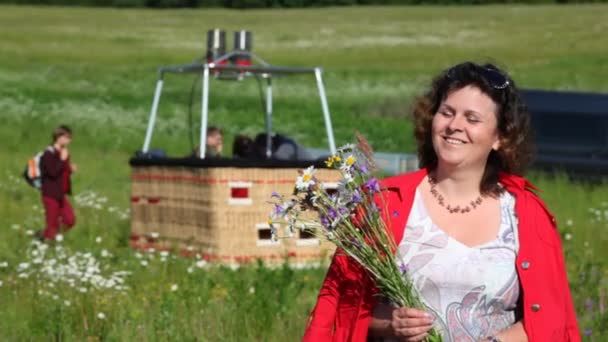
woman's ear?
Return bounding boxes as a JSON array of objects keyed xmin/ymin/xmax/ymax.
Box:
[{"xmin": 492, "ymin": 136, "xmax": 502, "ymax": 151}]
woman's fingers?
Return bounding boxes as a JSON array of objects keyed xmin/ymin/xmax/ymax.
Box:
[
  {"xmin": 392, "ymin": 308, "xmax": 434, "ymax": 327},
  {"xmin": 394, "ymin": 307, "xmax": 432, "ymax": 319},
  {"xmin": 394, "ymin": 324, "xmax": 434, "ymax": 337},
  {"xmin": 402, "ymin": 317, "xmax": 435, "ymax": 327},
  {"xmin": 392, "ymin": 316, "xmax": 434, "ymax": 330}
]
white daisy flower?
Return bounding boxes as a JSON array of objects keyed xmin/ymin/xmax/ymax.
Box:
[{"xmin": 296, "ymin": 166, "xmax": 316, "ymax": 191}]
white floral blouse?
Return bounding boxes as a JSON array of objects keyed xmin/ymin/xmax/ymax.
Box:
[{"xmin": 390, "ymin": 189, "xmax": 521, "ymax": 342}]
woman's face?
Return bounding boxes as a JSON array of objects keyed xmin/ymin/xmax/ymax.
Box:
[{"xmin": 431, "ymin": 85, "xmax": 500, "ymax": 170}]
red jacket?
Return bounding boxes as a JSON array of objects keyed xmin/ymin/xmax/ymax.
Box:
[
  {"xmin": 41, "ymin": 147, "xmax": 72, "ymax": 200},
  {"xmin": 303, "ymin": 169, "xmax": 581, "ymax": 342}
]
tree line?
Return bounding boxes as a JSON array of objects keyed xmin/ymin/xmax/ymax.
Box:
[{"xmin": 0, "ymin": 0, "xmax": 605, "ymax": 9}]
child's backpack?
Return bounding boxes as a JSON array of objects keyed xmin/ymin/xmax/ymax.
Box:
[{"xmin": 23, "ymin": 146, "xmax": 53, "ymax": 189}]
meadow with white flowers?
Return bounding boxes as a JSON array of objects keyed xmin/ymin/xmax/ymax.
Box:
[
  {"xmin": 1, "ymin": 172, "xmax": 324, "ymax": 340},
  {"xmin": 1, "ymin": 4, "xmax": 608, "ymax": 340}
]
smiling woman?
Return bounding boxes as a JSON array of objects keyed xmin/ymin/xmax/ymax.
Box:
[{"xmin": 303, "ymin": 62, "xmax": 581, "ymax": 342}]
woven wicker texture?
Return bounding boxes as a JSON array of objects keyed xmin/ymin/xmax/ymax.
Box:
[{"xmin": 131, "ymin": 165, "xmax": 339, "ymax": 265}]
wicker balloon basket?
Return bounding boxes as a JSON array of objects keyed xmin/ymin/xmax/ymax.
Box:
[{"xmin": 129, "ymin": 158, "xmax": 340, "ymax": 266}]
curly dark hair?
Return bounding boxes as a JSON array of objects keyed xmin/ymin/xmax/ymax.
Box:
[{"xmin": 412, "ymin": 61, "xmax": 534, "ymax": 196}]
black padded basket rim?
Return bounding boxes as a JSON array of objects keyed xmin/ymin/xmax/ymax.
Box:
[{"xmin": 129, "ymin": 156, "xmax": 331, "ymax": 169}]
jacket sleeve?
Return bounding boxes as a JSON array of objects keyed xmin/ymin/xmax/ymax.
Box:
[
  {"xmin": 41, "ymin": 150, "xmax": 65, "ymax": 179},
  {"xmin": 302, "ymin": 250, "xmax": 346, "ymax": 342}
]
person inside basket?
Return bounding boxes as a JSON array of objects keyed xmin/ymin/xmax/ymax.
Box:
[
  {"xmin": 253, "ymin": 132, "xmax": 313, "ymax": 161},
  {"xmin": 191, "ymin": 126, "xmax": 223, "ymax": 158},
  {"xmin": 39, "ymin": 125, "xmax": 77, "ymax": 241},
  {"xmin": 303, "ymin": 62, "xmax": 580, "ymax": 342},
  {"xmin": 232, "ymin": 134, "xmax": 257, "ymax": 159}
]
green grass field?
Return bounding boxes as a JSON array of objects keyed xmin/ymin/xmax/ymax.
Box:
[{"xmin": 1, "ymin": 4, "xmax": 608, "ymax": 340}]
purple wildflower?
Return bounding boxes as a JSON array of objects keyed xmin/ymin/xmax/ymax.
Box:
[
  {"xmin": 359, "ymin": 164, "xmax": 369, "ymax": 175},
  {"xmin": 328, "ymin": 208, "xmax": 338, "ymax": 220},
  {"xmin": 338, "ymin": 207, "xmax": 350, "ymax": 216},
  {"xmin": 351, "ymin": 190, "xmax": 362, "ymax": 204},
  {"xmin": 271, "ymin": 191, "xmax": 280, "ymax": 198},
  {"xmin": 364, "ymin": 178, "xmax": 381, "ymax": 193},
  {"xmin": 355, "ymin": 163, "xmax": 369, "ymax": 175},
  {"xmin": 320, "ymin": 216, "xmax": 330, "ymax": 229},
  {"xmin": 399, "ymin": 263, "xmax": 408, "ymax": 274},
  {"xmin": 273, "ymin": 204, "xmax": 284, "ymax": 216},
  {"xmin": 583, "ymin": 329, "xmax": 592, "ymax": 336}
]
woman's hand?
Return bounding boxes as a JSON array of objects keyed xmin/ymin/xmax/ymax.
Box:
[
  {"xmin": 369, "ymin": 302, "xmax": 435, "ymax": 341},
  {"xmin": 391, "ymin": 307, "xmax": 435, "ymax": 341}
]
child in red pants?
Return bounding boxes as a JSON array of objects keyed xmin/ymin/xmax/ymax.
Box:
[{"xmin": 40, "ymin": 125, "xmax": 77, "ymax": 240}]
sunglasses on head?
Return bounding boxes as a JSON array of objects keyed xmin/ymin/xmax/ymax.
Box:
[{"xmin": 447, "ymin": 63, "xmax": 510, "ymax": 90}]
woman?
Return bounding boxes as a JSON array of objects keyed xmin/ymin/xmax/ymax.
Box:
[{"xmin": 302, "ymin": 62, "xmax": 580, "ymax": 342}]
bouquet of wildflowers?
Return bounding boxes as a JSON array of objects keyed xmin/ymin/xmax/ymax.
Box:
[{"xmin": 268, "ymin": 136, "xmax": 441, "ymax": 341}]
